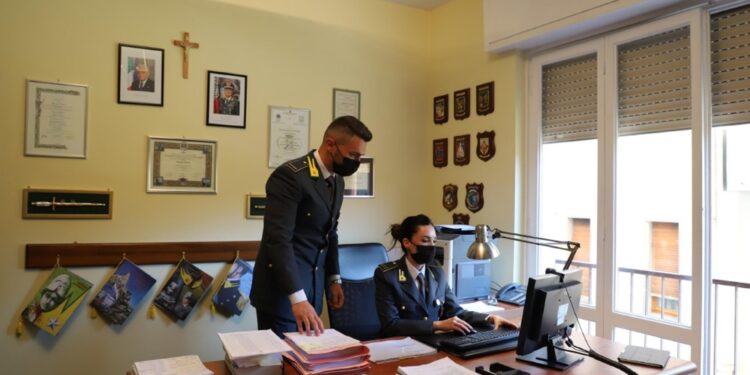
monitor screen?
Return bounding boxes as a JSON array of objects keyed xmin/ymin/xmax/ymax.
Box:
[{"xmin": 516, "ymin": 268, "xmax": 583, "ymax": 370}]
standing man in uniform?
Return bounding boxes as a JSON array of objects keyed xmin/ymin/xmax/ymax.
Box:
[{"xmin": 251, "ymin": 115, "xmax": 372, "ymax": 336}]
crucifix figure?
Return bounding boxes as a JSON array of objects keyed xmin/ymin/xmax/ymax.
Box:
[{"xmin": 173, "ymin": 32, "xmax": 199, "ymax": 79}]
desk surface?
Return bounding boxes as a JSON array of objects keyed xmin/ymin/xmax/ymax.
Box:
[
  {"xmin": 197, "ymin": 336, "xmax": 697, "ymax": 375},
  {"xmin": 132, "ymin": 305, "xmax": 697, "ymax": 375}
]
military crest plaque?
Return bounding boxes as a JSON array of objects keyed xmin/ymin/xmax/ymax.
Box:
[
  {"xmin": 465, "ymin": 183, "xmax": 484, "ymax": 213},
  {"xmin": 434, "ymin": 94, "xmax": 449, "ymax": 124},
  {"xmin": 476, "ymin": 131, "xmax": 496, "ymax": 161},
  {"xmin": 476, "ymin": 81, "xmax": 494, "ymax": 116},
  {"xmin": 442, "ymin": 184, "xmax": 458, "ymax": 211},
  {"xmin": 454, "ymin": 134, "xmax": 470, "ymax": 166},
  {"xmin": 433, "ymin": 138, "xmax": 448, "ymax": 168},
  {"xmin": 454, "ymin": 88, "xmax": 470, "ymax": 120},
  {"xmin": 453, "ymin": 213, "xmax": 470, "ymax": 225}
]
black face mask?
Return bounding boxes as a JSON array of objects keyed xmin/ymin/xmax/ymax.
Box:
[
  {"xmin": 332, "ymin": 145, "xmax": 360, "ymax": 176},
  {"xmin": 411, "ymin": 245, "xmax": 436, "ymax": 265}
]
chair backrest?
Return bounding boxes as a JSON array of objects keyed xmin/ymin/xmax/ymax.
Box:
[{"xmin": 328, "ymin": 242, "xmax": 387, "ymax": 341}]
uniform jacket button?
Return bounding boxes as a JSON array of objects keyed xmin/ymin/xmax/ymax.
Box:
[
  {"xmin": 268, "ymin": 263, "xmax": 273, "ymax": 268},
  {"xmin": 423, "ymin": 316, "xmax": 429, "ymax": 320},
  {"xmin": 306, "ymin": 213, "xmax": 311, "ymax": 216},
  {"xmin": 314, "ymin": 266, "xmax": 319, "ymax": 271},
  {"xmin": 401, "ymin": 305, "xmax": 405, "ymax": 310}
]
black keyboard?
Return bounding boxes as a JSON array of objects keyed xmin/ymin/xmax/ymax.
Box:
[{"xmin": 440, "ymin": 328, "xmax": 520, "ymax": 351}]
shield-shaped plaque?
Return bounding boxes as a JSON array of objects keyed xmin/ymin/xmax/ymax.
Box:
[
  {"xmin": 465, "ymin": 183, "xmax": 484, "ymax": 213},
  {"xmin": 433, "ymin": 138, "xmax": 448, "ymax": 168},
  {"xmin": 452, "ymin": 213, "xmax": 470, "ymax": 225},
  {"xmin": 442, "ymin": 184, "xmax": 458, "ymax": 211},
  {"xmin": 454, "ymin": 134, "xmax": 470, "ymax": 166},
  {"xmin": 476, "ymin": 131, "xmax": 496, "ymax": 162}
]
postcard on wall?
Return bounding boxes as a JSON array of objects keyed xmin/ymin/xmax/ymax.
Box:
[
  {"xmin": 90, "ymin": 259, "xmax": 156, "ymax": 325},
  {"xmin": 212, "ymin": 259, "xmax": 253, "ymax": 316},
  {"xmin": 25, "ymin": 80, "xmax": 88, "ymax": 159},
  {"xmin": 21, "ymin": 267, "xmax": 93, "ymax": 336},
  {"xmin": 268, "ymin": 106, "xmax": 310, "ymax": 168},
  {"xmin": 153, "ymin": 260, "xmax": 214, "ymax": 321}
]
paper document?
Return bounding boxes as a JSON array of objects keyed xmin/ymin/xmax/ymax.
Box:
[
  {"xmin": 396, "ymin": 357, "xmax": 475, "ymax": 375},
  {"xmin": 460, "ymin": 301, "xmax": 505, "ymax": 314},
  {"xmin": 284, "ymin": 329, "xmax": 360, "ymax": 355},
  {"xmin": 366, "ymin": 337, "xmax": 437, "ymax": 363},
  {"xmin": 133, "ymin": 355, "xmax": 213, "ymax": 375},
  {"xmin": 219, "ymin": 329, "xmax": 292, "ymax": 359}
]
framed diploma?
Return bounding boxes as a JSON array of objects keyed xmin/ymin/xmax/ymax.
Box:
[
  {"xmin": 344, "ymin": 157, "xmax": 374, "ymax": 198},
  {"xmin": 25, "ymin": 80, "xmax": 88, "ymax": 158},
  {"xmin": 268, "ymin": 106, "xmax": 310, "ymax": 168},
  {"xmin": 147, "ymin": 137, "xmax": 217, "ymax": 193},
  {"xmin": 333, "ymin": 88, "xmax": 360, "ymax": 119}
]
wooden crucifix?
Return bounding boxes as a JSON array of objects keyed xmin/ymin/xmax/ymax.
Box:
[{"xmin": 173, "ymin": 32, "xmax": 199, "ymax": 79}]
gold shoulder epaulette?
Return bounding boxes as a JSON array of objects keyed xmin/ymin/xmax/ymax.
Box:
[
  {"xmin": 285, "ymin": 158, "xmax": 309, "ymax": 173},
  {"xmin": 378, "ymin": 261, "xmax": 398, "ymax": 272}
]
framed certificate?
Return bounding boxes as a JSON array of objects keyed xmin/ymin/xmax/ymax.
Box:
[
  {"xmin": 333, "ymin": 88, "xmax": 360, "ymax": 119},
  {"xmin": 25, "ymin": 80, "xmax": 88, "ymax": 158},
  {"xmin": 147, "ymin": 137, "xmax": 217, "ymax": 193},
  {"xmin": 246, "ymin": 193, "xmax": 267, "ymax": 219},
  {"xmin": 344, "ymin": 157, "xmax": 373, "ymax": 198},
  {"xmin": 268, "ymin": 106, "xmax": 310, "ymax": 168}
]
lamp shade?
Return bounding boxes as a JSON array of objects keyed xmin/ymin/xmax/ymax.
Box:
[{"xmin": 466, "ymin": 224, "xmax": 501, "ymax": 260}]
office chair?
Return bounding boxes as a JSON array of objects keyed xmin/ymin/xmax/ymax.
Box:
[{"xmin": 327, "ymin": 242, "xmax": 388, "ymax": 341}]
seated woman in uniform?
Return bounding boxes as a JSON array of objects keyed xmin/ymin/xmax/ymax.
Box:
[{"xmin": 374, "ymin": 214, "xmax": 518, "ymax": 337}]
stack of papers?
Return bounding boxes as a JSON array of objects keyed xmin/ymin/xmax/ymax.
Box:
[
  {"xmin": 218, "ymin": 329, "xmax": 291, "ymax": 375},
  {"xmin": 459, "ymin": 301, "xmax": 505, "ymax": 314},
  {"xmin": 132, "ymin": 355, "xmax": 213, "ymax": 375},
  {"xmin": 365, "ymin": 337, "xmax": 437, "ymax": 363},
  {"xmin": 396, "ymin": 357, "xmax": 475, "ymax": 375},
  {"xmin": 282, "ymin": 329, "xmax": 371, "ymax": 374}
]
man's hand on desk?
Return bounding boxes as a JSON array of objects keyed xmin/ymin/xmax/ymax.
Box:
[
  {"xmin": 327, "ymin": 283, "xmax": 345, "ymax": 309},
  {"xmin": 486, "ymin": 314, "xmax": 519, "ymax": 330},
  {"xmin": 433, "ymin": 316, "xmax": 474, "ymax": 334},
  {"xmin": 291, "ymin": 300, "xmax": 324, "ymax": 336}
]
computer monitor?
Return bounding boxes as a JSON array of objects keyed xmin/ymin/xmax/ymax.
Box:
[{"xmin": 516, "ymin": 268, "xmax": 584, "ymax": 371}]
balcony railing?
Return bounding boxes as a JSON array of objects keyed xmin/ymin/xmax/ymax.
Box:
[
  {"xmin": 617, "ymin": 266, "xmax": 692, "ymax": 323},
  {"xmin": 712, "ymin": 278, "xmax": 750, "ymax": 375}
]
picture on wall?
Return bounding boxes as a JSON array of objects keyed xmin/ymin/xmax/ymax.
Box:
[
  {"xmin": 117, "ymin": 44, "xmax": 164, "ymax": 106},
  {"xmin": 433, "ymin": 138, "xmax": 448, "ymax": 168},
  {"xmin": 21, "ymin": 267, "xmax": 93, "ymax": 336},
  {"xmin": 434, "ymin": 94, "xmax": 449, "ymax": 124},
  {"xmin": 207, "ymin": 71, "xmax": 247, "ymax": 128},
  {"xmin": 153, "ymin": 260, "xmax": 213, "ymax": 321},
  {"xmin": 476, "ymin": 81, "xmax": 494, "ymax": 116},
  {"xmin": 25, "ymin": 80, "xmax": 88, "ymax": 159},
  {"xmin": 147, "ymin": 137, "xmax": 218, "ymax": 194},
  {"xmin": 344, "ymin": 157, "xmax": 374, "ymax": 198},
  {"xmin": 454, "ymin": 88, "xmax": 470, "ymax": 120},
  {"xmin": 454, "ymin": 134, "xmax": 470, "ymax": 166},
  {"xmin": 90, "ymin": 259, "xmax": 156, "ymax": 325}
]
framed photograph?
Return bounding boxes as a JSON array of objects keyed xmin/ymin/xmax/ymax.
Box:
[
  {"xmin": 23, "ymin": 188, "xmax": 113, "ymax": 219},
  {"xmin": 207, "ymin": 71, "xmax": 247, "ymax": 128},
  {"xmin": 454, "ymin": 134, "xmax": 470, "ymax": 166},
  {"xmin": 344, "ymin": 157, "xmax": 373, "ymax": 198},
  {"xmin": 147, "ymin": 137, "xmax": 217, "ymax": 193},
  {"xmin": 476, "ymin": 81, "xmax": 494, "ymax": 116},
  {"xmin": 434, "ymin": 94, "xmax": 449, "ymax": 124},
  {"xmin": 268, "ymin": 106, "xmax": 310, "ymax": 168},
  {"xmin": 118, "ymin": 44, "xmax": 164, "ymax": 106},
  {"xmin": 333, "ymin": 88, "xmax": 360, "ymax": 119},
  {"xmin": 25, "ymin": 80, "xmax": 88, "ymax": 159},
  {"xmin": 246, "ymin": 193, "xmax": 267, "ymax": 219},
  {"xmin": 454, "ymin": 88, "xmax": 470, "ymax": 120},
  {"xmin": 433, "ymin": 138, "xmax": 448, "ymax": 168}
]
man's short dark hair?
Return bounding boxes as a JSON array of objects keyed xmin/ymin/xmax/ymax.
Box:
[{"xmin": 325, "ymin": 116, "xmax": 372, "ymax": 144}]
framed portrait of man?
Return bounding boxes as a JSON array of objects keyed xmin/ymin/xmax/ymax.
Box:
[
  {"xmin": 207, "ymin": 71, "xmax": 247, "ymax": 128},
  {"xmin": 117, "ymin": 44, "xmax": 164, "ymax": 106}
]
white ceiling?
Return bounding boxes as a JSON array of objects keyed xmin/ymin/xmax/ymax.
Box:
[{"xmin": 382, "ymin": 0, "xmax": 451, "ymax": 10}]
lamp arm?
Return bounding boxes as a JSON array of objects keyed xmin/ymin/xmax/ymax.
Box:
[{"xmin": 491, "ymin": 229, "xmax": 580, "ymax": 270}]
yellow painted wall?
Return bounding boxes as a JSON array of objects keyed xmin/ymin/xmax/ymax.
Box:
[
  {"xmin": 425, "ymin": 0, "xmax": 525, "ymax": 283},
  {"xmin": 0, "ymin": 0, "xmax": 525, "ymax": 373}
]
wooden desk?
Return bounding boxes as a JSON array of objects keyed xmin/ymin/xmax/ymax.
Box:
[
  {"xmin": 132, "ymin": 306, "xmax": 697, "ymax": 374},
  {"xmin": 194, "ymin": 333, "xmax": 696, "ymax": 375}
]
